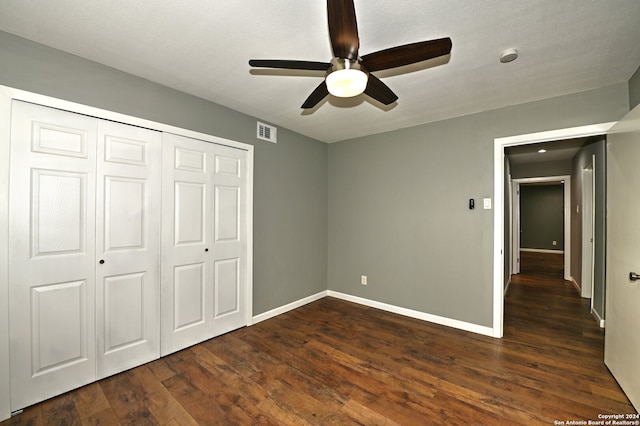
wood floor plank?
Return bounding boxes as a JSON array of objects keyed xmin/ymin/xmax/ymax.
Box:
[
  {"xmin": 72, "ymin": 383, "xmax": 112, "ymax": 422},
  {"xmin": 98, "ymin": 370, "xmax": 160, "ymax": 425},
  {"xmin": 39, "ymin": 392, "xmax": 83, "ymax": 426},
  {"xmin": 146, "ymin": 359, "xmax": 178, "ymax": 383},
  {"xmin": 161, "ymin": 372, "xmax": 232, "ymax": 425},
  {"xmin": 129, "ymin": 366, "xmax": 195, "ymax": 425},
  {"xmin": 2, "ymin": 250, "xmax": 636, "ymax": 425},
  {"xmin": 340, "ymin": 399, "xmax": 403, "ymax": 426},
  {"xmin": 0, "ymin": 406, "xmax": 43, "ymax": 426}
]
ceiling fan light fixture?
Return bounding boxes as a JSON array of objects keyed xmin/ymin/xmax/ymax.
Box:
[{"xmin": 326, "ymin": 59, "xmax": 368, "ymax": 98}]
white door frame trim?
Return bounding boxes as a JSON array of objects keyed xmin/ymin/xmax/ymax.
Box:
[
  {"xmin": 511, "ymin": 179, "xmax": 520, "ymax": 275},
  {"xmin": 581, "ymin": 160, "xmax": 596, "ymax": 301},
  {"xmin": 492, "ymin": 122, "xmax": 616, "ymax": 338},
  {"xmin": 0, "ymin": 85, "xmax": 255, "ymax": 421}
]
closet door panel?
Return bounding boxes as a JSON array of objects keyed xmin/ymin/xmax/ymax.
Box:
[
  {"xmin": 9, "ymin": 101, "xmax": 98, "ymax": 411},
  {"xmin": 173, "ymin": 262, "xmax": 206, "ymax": 330},
  {"xmin": 161, "ymin": 133, "xmax": 213, "ymax": 356},
  {"xmin": 211, "ymin": 145, "xmax": 248, "ymax": 336},
  {"xmin": 96, "ymin": 120, "xmax": 161, "ymax": 379}
]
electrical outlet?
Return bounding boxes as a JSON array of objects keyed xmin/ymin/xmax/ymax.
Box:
[
  {"xmin": 361, "ymin": 275, "xmax": 367, "ymax": 285},
  {"xmin": 552, "ymin": 240, "xmax": 557, "ymax": 246}
]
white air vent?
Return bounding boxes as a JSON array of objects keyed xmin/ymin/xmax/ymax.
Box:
[{"xmin": 257, "ymin": 121, "xmax": 277, "ymax": 143}]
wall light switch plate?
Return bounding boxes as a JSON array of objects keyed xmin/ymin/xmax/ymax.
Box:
[{"xmin": 483, "ymin": 198, "xmax": 492, "ymax": 209}]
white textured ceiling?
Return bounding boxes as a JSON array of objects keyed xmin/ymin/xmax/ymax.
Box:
[{"xmin": 1, "ymin": 1, "xmax": 639, "ymax": 143}]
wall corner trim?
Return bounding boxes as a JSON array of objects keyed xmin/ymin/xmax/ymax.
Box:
[
  {"xmin": 591, "ymin": 308, "xmax": 605, "ymax": 329},
  {"xmin": 504, "ymin": 277, "xmax": 512, "ymax": 296},
  {"xmin": 570, "ymin": 276, "xmax": 581, "ymax": 294}
]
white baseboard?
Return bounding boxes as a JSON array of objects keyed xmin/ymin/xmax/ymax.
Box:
[
  {"xmin": 252, "ymin": 290, "xmax": 496, "ymax": 338},
  {"xmin": 504, "ymin": 277, "xmax": 511, "ymax": 296},
  {"xmin": 520, "ymin": 248, "xmax": 564, "ymax": 254},
  {"xmin": 326, "ymin": 290, "xmax": 495, "ymax": 337},
  {"xmin": 591, "ymin": 308, "xmax": 605, "ymax": 328},
  {"xmin": 569, "ymin": 276, "xmax": 581, "ymax": 294},
  {"xmin": 252, "ymin": 291, "xmax": 328, "ymax": 324}
]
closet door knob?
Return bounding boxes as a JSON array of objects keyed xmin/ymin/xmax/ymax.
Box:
[
  {"xmin": 205, "ymin": 248, "xmax": 209, "ymax": 252},
  {"xmin": 99, "ymin": 259, "xmax": 105, "ymax": 264}
]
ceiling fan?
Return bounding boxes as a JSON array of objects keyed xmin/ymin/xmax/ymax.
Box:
[{"xmin": 249, "ymin": 0, "xmax": 452, "ymax": 109}]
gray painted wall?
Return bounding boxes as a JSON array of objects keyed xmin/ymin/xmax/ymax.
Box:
[
  {"xmin": 571, "ymin": 137, "xmax": 607, "ymax": 320},
  {"xmin": 328, "ymin": 84, "xmax": 629, "ymax": 328},
  {"xmin": 630, "ymin": 65, "xmax": 640, "ymax": 110},
  {"xmin": 0, "ymin": 31, "xmax": 328, "ymax": 316},
  {"xmin": 520, "ymin": 185, "xmax": 564, "ymax": 250}
]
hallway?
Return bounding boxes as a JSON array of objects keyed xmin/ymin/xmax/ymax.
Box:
[{"xmin": 504, "ymin": 250, "xmax": 634, "ymax": 419}]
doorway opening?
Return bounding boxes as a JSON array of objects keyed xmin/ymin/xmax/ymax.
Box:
[
  {"xmin": 492, "ymin": 122, "xmax": 616, "ymax": 338},
  {"xmin": 509, "ymin": 176, "xmax": 570, "ymax": 286}
]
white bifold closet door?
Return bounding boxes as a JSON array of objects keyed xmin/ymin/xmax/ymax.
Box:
[
  {"xmin": 8, "ymin": 101, "xmax": 161, "ymax": 411},
  {"xmin": 94, "ymin": 119, "xmax": 161, "ymax": 379},
  {"xmin": 161, "ymin": 133, "xmax": 248, "ymax": 356}
]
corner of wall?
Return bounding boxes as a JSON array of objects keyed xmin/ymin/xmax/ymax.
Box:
[
  {"xmin": 629, "ymin": 65, "xmax": 640, "ymax": 110},
  {"xmin": 570, "ymin": 276, "xmax": 581, "ymax": 294}
]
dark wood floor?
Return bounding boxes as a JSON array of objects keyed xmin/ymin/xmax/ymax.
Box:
[
  {"xmin": 519, "ymin": 250, "xmax": 564, "ymax": 277},
  {"xmin": 3, "ymin": 252, "xmax": 636, "ymax": 425}
]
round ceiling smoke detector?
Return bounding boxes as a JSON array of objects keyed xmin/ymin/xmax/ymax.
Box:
[{"xmin": 500, "ymin": 48, "xmax": 518, "ymax": 63}]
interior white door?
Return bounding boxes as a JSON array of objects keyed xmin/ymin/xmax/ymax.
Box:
[
  {"xmin": 161, "ymin": 133, "xmax": 248, "ymax": 356},
  {"xmin": 95, "ymin": 120, "xmax": 162, "ymax": 379},
  {"xmin": 605, "ymin": 104, "xmax": 640, "ymax": 411},
  {"xmin": 9, "ymin": 101, "xmax": 98, "ymax": 410},
  {"xmin": 161, "ymin": 133, "xmax": 214, "ymax": 355}
]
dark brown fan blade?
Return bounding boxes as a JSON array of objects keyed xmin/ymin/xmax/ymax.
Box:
[
  {"xmin": 364, "ymin": 74, "xmax": 398, "ymax": 105},
  {"xmin": 361, "ymin": 37, "xmax": 452, "ymax": 72},
  {"xmin": 327, "ymin": 0, "xmax": 359, "ymax": 60},
  {"xmin": 301, "ymin": 81, "xmax": 330, "ymax": 109},
  {"xmin": 249, "ymin": 59, "xmax": 330, "ymax": 71}
]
